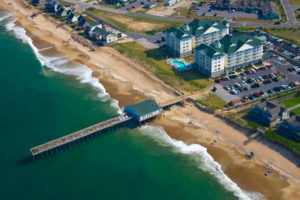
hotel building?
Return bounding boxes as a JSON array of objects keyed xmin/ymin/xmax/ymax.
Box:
[
  {"xmin": 194, "ymin": 34, "xmax": 264, "ymax": 77},
  {"xmin": 165, "ymin": 19, "xmax": 229, "ymax": 57}
]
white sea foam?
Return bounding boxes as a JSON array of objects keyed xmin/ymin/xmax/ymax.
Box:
[
  {"xmin": 139, "ymin": 125, "xmax": 266, "ymax": 200},
  {"xmin": 4, "ymin": 18, "xmax": 121, "ymax": 113}
]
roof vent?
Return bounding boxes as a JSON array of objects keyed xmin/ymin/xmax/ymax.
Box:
[
  {"xmin": 214, "ymin": 41, "xmax": 221, "ymax": 48},
  {"xmin": 197, "ymin": 26, "xmax": 203, "ymax": 29},
  {"xmin": 182, "ymin": 24, "xmax": 190, "ymax": 32},
  {"xmin": 230, "ymin": 43, "xmax": 237, "ymax": 47},
  {"xmin": 213, "ymin": 22, "xmax": 218, "ymax": 26}
]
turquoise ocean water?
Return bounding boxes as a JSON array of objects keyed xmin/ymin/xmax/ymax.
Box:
[{"xmin": 0, "ymin": 11, "xmax": 258, "ymax": 200}]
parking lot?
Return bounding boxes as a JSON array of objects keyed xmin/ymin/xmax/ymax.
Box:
[
  {"xmin": 194, "ymin": 2, "xmax": 257, "ymax": 20},
  {"xmin": 215, "ymin": 56, "xmax": 300, "ymax": 102}
]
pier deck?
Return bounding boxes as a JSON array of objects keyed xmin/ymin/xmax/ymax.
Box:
[{"xmin": 30, "ymin": 114, "xmax": 132, "ymax": 157}]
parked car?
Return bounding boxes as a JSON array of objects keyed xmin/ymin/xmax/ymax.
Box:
[{"xmin": 251, "ymin": 83, "xmax": 260, "ymax": 88}]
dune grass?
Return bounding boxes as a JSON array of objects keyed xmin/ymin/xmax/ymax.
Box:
[{"xmin": 113, "ymin": 42, "xmax": 212, "ymax": 92}]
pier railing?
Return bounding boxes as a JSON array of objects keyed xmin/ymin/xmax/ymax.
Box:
[{"xmin": 30, "ymin": 114, "xmax": 132, "ymax": 158}]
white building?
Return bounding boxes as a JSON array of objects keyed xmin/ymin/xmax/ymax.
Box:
[
  {"xmin": 195, "ymin": 34, "xmax": 264, "ymax": 77},
  {"xmin": 165, "ymin": 19, "xmax": 229, "ymax": 57}
]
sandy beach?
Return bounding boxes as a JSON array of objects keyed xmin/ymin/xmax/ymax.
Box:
[{"xmin": 1, "ymin": 0, "xmax": 300, "ymax": 199}]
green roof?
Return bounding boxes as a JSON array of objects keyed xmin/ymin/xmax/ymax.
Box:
[
  {"xmin": 195, "ymin": 33, "xmax": 263, "ymax": 57},
  {"xmin": 166, "ymin": 19, "xmax": 229, "ymax": 39},
  {"xmin": 166, "ymin": 27, "xmax": 192, "ymax": 40},
  {"xmin": 196, "ymin": 43, "xmax": 223, "ymax": 58},
  {"xmin": 124, "ymin": 99, "xmax": 161, "ymax": 117}
]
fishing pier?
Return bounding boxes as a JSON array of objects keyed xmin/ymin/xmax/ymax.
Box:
[{"xmin": 30, "ymin": 98, "xmax": 185, "ymax": 159}]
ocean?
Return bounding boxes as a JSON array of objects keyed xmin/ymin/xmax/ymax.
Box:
[{"xmin": 0, "ymin": 11, "xmax": 258, "ymax": 200}]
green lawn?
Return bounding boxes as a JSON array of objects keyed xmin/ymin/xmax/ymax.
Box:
[
  {"xmin": 283, "ymin": 94, "xmax": 300, "ymax": 108},
  {"xmin": 86, "ymin": 8, "xmax": 183, "ymax": 35},
  {"xmin": 291, "ymin": 107, "xmax": 300, "ymax": 115},
  {"xmin": 289, "ymin": 0, "xmax": 300, "ymax": 5},
  {"xmin": 113, "ymin": 42, "xmax": 212, "ymax": 92},
  {"xmin": 263, "ymin": 130, "xmax": 300, "ymax": 156},
  {"xmin": 196, "ymin": 93, "xmax": 226, "ymax": 112}
]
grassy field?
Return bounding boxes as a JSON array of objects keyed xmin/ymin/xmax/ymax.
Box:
[
  {"xmin": 113, "ymin": 42, "xmax": 212, "ymax": 92},
  {"xmin": 291, "ymin": 107, "xmax": 300, "ymax": 115},
  {"xmin": 289, "ymin": 0, "xmax": 300, "ymax": 5},
  {"xmin": 86, "ymin": 8, "xmax": 183, "ymax": 35},
  {"xmin": 283, "ymin": 93, "xmax": 300, "ymax": 108},
  {"xmin": 196, "ymin": 93, "xmax": 226, "ymax": 112},
  {"xmin": 233, "ymin": 27, "xmax": 257, "ymax": 32},
  {"xmin": 263, "ymin": 130, "xmax": 300, "ymax": 156},
  {"xmin": 263, "ymin": 28, "xmax": 300, "ymax": 46}
]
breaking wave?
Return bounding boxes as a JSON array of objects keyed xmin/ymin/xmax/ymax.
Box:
[
  {"xmin": 139, "ymin": 125, "xmax": 265, "ymax": 200},
  {"xmin": 4, "ymin": 16, "xmax": 121, "ymax": 113}
]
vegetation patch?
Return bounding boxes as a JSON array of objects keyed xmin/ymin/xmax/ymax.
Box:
[
  {"xmin": 271, "ymin": 0, "xmax": 287, "ymax": 22},
  {"xmin": 291, "ymin": 107, "xmax": 300, "ymax": 115},
  {"xmin": 262, "ymin": 130, "xmax": 300, "ymax": 157},
  {"xmin": 112, "ymin": 42, "xmax": 212, "ymax": 91},
  {"xmin": 283, "ymin": 93, "xmax": 300, "ymax": 108},
  {"xmin": 289, "ymin": 0, "xmax": 300, "ymax": 6},
  {"xmin": 196, "ymin": 93, "xmax": 226, "ymax": 112},
  {"xmin": 86, "ymin": 8, "xmax": 183, "ymax": 34},
  {"xmin": 263, "ymin": 28, "xmax": 300, "ymax": 46}
]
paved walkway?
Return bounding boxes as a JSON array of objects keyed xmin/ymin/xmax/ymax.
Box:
[{"xmin": 287, "ymin": 103, "xmax": 300, "ymax": 112}]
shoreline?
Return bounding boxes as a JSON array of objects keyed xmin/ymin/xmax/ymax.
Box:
[{"xmin": 1, "ymin": 1, "xmax": 300, "ymax": 199}]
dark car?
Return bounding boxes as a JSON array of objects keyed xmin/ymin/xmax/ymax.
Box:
[
  {"xmin": 251, "ymin": 83, "xmax": 260, "ymax": 88},
  {"xmin": 274, "ymin": 86, "xmax": 282, "ymax": 92}
]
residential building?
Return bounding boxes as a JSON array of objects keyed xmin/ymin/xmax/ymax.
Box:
[
  {"xmin": 194, "ymin": 33, "xmax": 263, "ymax": 77},
  {"xmin": 45, "ymin": 0, "xmax": 59, "ymax": 12},
  {"xmin": 88, "ymin": 27, "xmax": 118, "ymax": 43},
  {"xmin": 124, "ymin": 99, "xmax": 163, "ymax": 122},
  {"xmin": 31, "ymin": 0, "xmax": 47, "ymax": 6},
  {"xmin": 165, "ymin": 27, "xmax": 193, "ymax": 57},
  {"xmin": 165, "ymin": 19, "xmax": 229, "ymax": 57},
  {"xmin": 67, "ymin": 13, "xmax": 78, "ymax": 23},
  {"xmin": 278, "ymin": 115, "xmax": 300, "ymax": 142},
  {"xmin": 77, "ymin": 16, "xmax": 90, "ymax": 29},
  {"xmin": 249, "ymin": 100, "xmax": 289, "ymax": 127},
  {"xmin": 213, "ymin": 0, "xmax": 279, "ymax": 20}
]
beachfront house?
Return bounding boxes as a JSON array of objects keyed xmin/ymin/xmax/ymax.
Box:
[
  {"xmin": 249, "ymin": 100, "xmax": 289, "ymax": 127},
  {"xmin": 56, "ymin": 6, "xmax": 72, "ymax": 17},
  {"xmin": 45, "ymin": 0, "xmax": 59, "ymax": 12},
  {"xmin": 124, "ymin": 99, "xmax": 163, "ymax": 122},
  {"xmin": 31, "ymin": 0, "xmax": 47, "ymax": 6},
  {"xmin": 278, "ymin": 115, "xmax": 300, "ymax": 142},
  {"xmin": 77, "ymin": 16, "xmax": 90, "ymax": 29},
  {"xmin": 89, "ymin": 27, "xmax": 118, "ymax": 43},
  {"xmin": 67, "ymin": 13, "xmax": 78, "ymax": 23},
  {"xmin": 194, "ymin": 33, "xmax": 263, "ymax": 77},
  {"xmin": 165, "ymin": 19, "xmax": 229, "ymax": 57}
]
